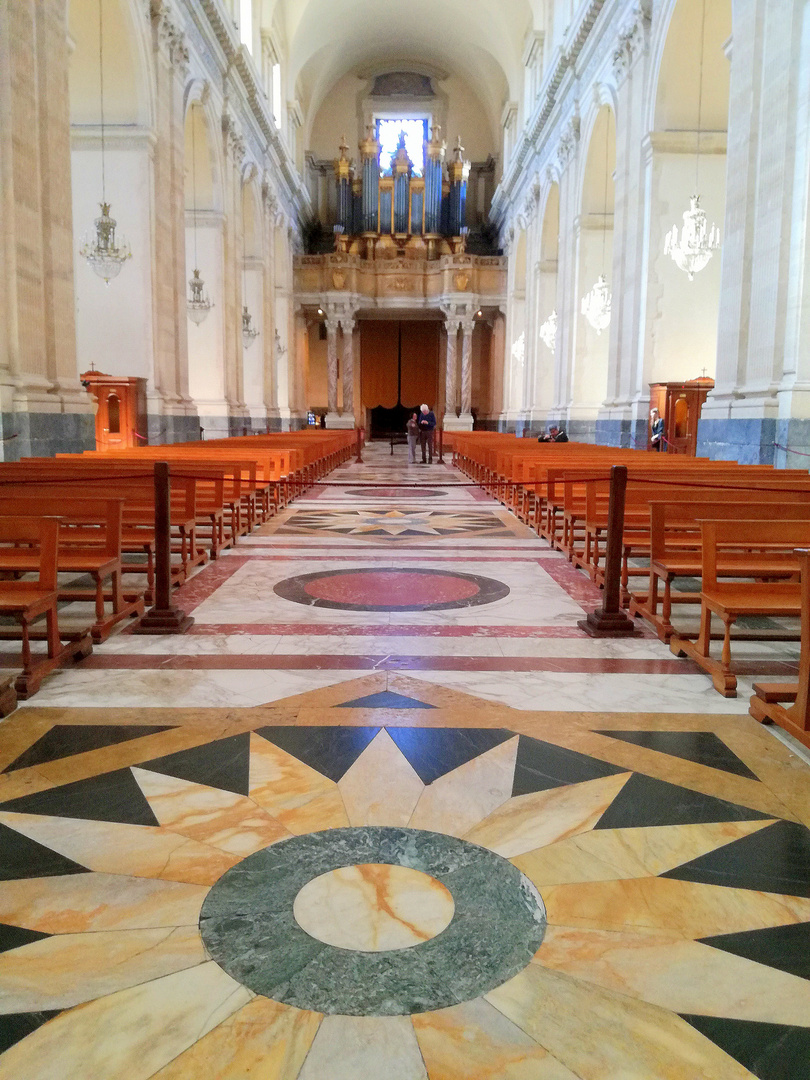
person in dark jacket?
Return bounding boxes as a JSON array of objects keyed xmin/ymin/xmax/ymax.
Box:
[
  {"xmin": 418, "ymin": 404, "xmax": 436, "ymax": 463},
  {"xmin": 538, "ymin": 425, "xmax": 568, "ymax": 443}
]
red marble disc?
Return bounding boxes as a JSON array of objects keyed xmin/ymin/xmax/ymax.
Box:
[{"xmin": 303, "ymin": 570, "xmax": 480, "ymax": 607}]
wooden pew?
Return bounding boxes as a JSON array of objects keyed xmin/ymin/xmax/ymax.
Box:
[
  {"xmin": 749, "ymin": 548, "xmax": 810, "ymax": 750},
  {"xmin": 0, "ymin": 495, "xmax": 143, "ymax": 642},
  {"xmin": 631, "ymin": 498, "xmax": 810, "ymax": 640},
  {"xmin": 670, "ymin": 519, "xmax": 810, "ymax": 696},
  {"xmin": 0, "ymin": 515, "xmax": 92, "ymax": 697}
]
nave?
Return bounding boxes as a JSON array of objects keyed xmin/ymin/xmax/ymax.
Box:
[{"xmin": 0, "ymin": 443, "xmax": 809, "ymax": 1078}]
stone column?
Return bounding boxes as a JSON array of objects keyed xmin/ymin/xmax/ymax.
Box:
[
  {"xmin": 324, "ymin": 314, "xmax": 340, "ymax": 422},
  {"xmin": 459, "ymin": 314, "xmax": 475, "ymax": 425},
  {"xmin": 553, "ymin": 121, "xmax": 581, "ymax": 430},
  {"xmin": 699, "ymin": 0, "xmax": 808, "ymax": 464},
  {"xmin": 0, "ymin": 0, "xmax": 95, "ymax": 457},
  {"xmin": 442, "ymin": 312, "xmax": 460, "ymax": 421},
  {"xmin": 340, "ymin": 314, "xmax": 356, "ymax": 426},
  {"xmin": 147, "ymin": 4, "xmax": 197, "ymax": 442},
  {"xmin": 261, "ymin": 180, "xmax": 278, "ymax": 426},
  {"xmin": 221, "ymin": 110, "xmax": 248, "ymax": 435},
  {"xmin": 598, "ymin": 4, "xmax": 653, "ymax": 448}
]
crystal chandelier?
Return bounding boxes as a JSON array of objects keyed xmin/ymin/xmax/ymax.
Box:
[
  {"xmin": 242, "ymin": 306, "xmax": 259, "ymax": 348},
  {"xmin": 581, "ymin": 275, "xmax": 612, "ymax": 335},
  {"xmin": 187, "ymin": 269, "xmax": 212, "ymax": 325},
  {"xmin": 80, "ymin": 0, "xmax": 131, "ymax": 283},
  {"xmin": 80, "ymin": 203, "xmax": 131, "ymax": 283},
  {"xmin": 581, "ymin": 111, "xmax": 612, "ymax": 334},
  {"xmin": 664, "ymin": 196, "xmax": 720, "ymax": 280},
  {"xmin": 539, "ymin": 310, "xmax": 557, "ymax": 353},
  {"xmin": 186, "ymin": 106, "xmax": 213, "ymax": 324},
  {"xmin": 511, "ymin": 331, "xmax": 525, "ymax": 369},
  {"xmin": 664, "ymin": 0, "xmax": 721, "ymax": 280}
]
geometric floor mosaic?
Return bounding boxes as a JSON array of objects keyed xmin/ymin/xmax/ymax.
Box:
[{"xmin": 1, "ymin": 676, "xmax": 809, "ymax": 1078}]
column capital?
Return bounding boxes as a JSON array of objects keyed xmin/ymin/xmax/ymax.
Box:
[
  {"xmin": 150, "ymin": 3, "xmax": 189, "ymax": 74},
  {"xmin": 556, "ymin": 115, "xmax": 581, "ymax": 172},
  {"xmin": 612, "ymin": 0, "xmax": 652, "ymax": 82}
]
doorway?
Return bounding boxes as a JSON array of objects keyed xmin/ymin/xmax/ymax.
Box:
[{"xmin": 360, "ymin": 321, "xmax": 440, "ymax": 438}]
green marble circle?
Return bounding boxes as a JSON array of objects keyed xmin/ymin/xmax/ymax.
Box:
[{"xmin": 199, "ymin": 826, "xmax": 547, "ymax": 1016}]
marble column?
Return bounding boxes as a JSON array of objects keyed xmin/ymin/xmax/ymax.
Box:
[
  {"xmin": 261, "ymin": 183, "xmax": 278, "ymax": 427},
  {"xmin": 340, "ymin": 315, "xmax": 356, "ymax": 426},
  {"xmin": 443, "ymin": 315, "xmax": 460, "ymax": 421},
  {"xmin": 459, "ymin": 315, "xmax": 475, "ymax": 424},
  {"xmin": 0, "ymin": 0, "xmax": 95, "ymax": 457},
  {"xmin": 325, "ymin": 314, "xmax": 340, "ymax": 422},
  {"xmin": 147, "ymin": 4, "xmax": 197, "ymax": 442},
  {"xmin": 553, "ymin": 129, "xmax": 581, "ymax": 433},
  {"xmin": 598, "ymin": 8, "xmax": 653, "ymax": 448},
  {"xmin": 700, "ymin": 0, "xmax": 809, "ymax": 464}
]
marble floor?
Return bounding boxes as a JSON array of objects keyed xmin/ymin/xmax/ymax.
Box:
[{"xmin": 1, "ymin": 443, "xmax": 809, "ymax": 1078}]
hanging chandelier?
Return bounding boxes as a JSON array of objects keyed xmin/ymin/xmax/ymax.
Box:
[
  {"xmin": 80, "ymin": 0, "xmax": 131, "ymax": 283},
  {"xmin": 186, "ymin": 106, "xmax": 213, "ymax": 324},
  {"xmin": 664, "ymin": 0, "xmax": 721, "ymax": 280},
  {"xmin": 187, "ymin": 269, "xmax": 213, "ymax": 325},
  {"xmin": 664, "ymin": 196, "xmax": 720, "ymax": 280},
  {"xmin": 242, "ymin": 306, "xmax": 259, "ymax": 348},
  {"xmin": 539, "ymin": 310, "xmax": 557, "ymax": 353},
  {"xmin": 581, "ymin": 112, "xmax": 612, "ymax": 335},
  {"xmin": 581, "ymin": 275, "xmax": 612, "ymax": 335}
]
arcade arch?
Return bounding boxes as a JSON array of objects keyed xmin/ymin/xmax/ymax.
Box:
[
  {"xmin": 572, "ymin": 105, "xmax": 615, "ymax": 426},
  {"xmin": 184, "ymin": 102, "xmax": 226, "ymax": 416},
  {"xmin": 644, "ymin": 0, "xmax": 731, "ymax": 385},
  {"xmin": 69, "ymin": 0, "xmax": 154, "ymax": 385}
]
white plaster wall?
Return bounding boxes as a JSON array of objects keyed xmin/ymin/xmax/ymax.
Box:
[
  {"xmin": 533, "ymin": 267, "xmax": 557, "ymax": 410},
  {"xmin": 72, "ymin": 141, "xmax": 153, "ymax": 383},
  {"xmin": 186, "ymin": 221, "xmax": 226, "ymax": 407},
  {"xmin": 573, "ymin": 226, "xmax": 613, "ymax": 412},
  {"xmin": 242, "ymin": 267, "xmax": 265, "ymax": 409},
  {"xmin": 307, "ymin": 73, "xmax": 497, "ymax": 163},
  {"xmin": 647, "ymin": 152, "xmax": 725, "ymax": 384}
]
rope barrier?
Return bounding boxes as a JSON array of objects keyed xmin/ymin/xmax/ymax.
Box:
[{"xmin": 773, "ymin": 442, "xmax": 810, "ymax": 459}]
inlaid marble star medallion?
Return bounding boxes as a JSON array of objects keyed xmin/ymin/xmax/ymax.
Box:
[
  {"xmin": 0, "ymin": 677, "xmax": 809, "ymax": 1079},
  {"xmin": 275, "ymin": 508, "xmax": 515, "ymax": 541}
]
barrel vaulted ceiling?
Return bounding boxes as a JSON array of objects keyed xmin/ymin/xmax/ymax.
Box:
[{"xmin": 262, "ymin": 0, "xmax": 541, "ymax": 140}]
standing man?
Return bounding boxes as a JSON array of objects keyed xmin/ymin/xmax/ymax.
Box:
[
  {"xmin": 406, "ymin": 412, "xmax": 419, "ymax": 464},
  {"xmin": 650, "ymin": 408, "xmax": 665, "ymax": 451},
  {"xmin": 418, "ymin": 403, "xmax": 436, "ymax": 464}
]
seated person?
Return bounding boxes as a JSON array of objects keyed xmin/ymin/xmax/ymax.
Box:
[{"xmin": 538, "ymin": 425, "xmax": 569, "ymax": 443}]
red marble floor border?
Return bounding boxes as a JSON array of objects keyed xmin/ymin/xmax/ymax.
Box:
[{"xmin": 69, "ymin": 654, "xmax": 725, "ymax": 675}]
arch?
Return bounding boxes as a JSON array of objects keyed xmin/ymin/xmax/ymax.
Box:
[
  {"xmin": 69, "ymin": 0, "xmax": 154, "ymax": 129},
  {"xmin": 241, "ymin": 177, "xmax": 264, "ymax": 260},
  {"xmin": 646, "ymin": 0, "xmax": 732, "ymax": 134},
  {"xmin": 642, "ymin": 0, "xmax": 732, "ymax": 388},
  {"xmin": 184, "ymin": 95, "xmax": 224, "ymax": 215},
  {"xmin": 572, "ymin": 104, "xmax": 616, "ymax": 420}
]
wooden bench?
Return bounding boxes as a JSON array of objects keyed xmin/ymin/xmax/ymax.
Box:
[
  {"xmin": 0, "ymin": 515, "xmax": 92, "ymax": 698},
  {"xmin": 0, "ymin": 496, "xmax": 143, "ymax": 642},
  {"xmin": 670, "ymin": 519, "xmax": 810, "ymax": 696},
  {"xmin": 749, "ymin": 547, "xmax": 810, "ymax": 750},
  {"xmin": 631, "ymin": 498, "xmax": 810, "ymax": 640}
]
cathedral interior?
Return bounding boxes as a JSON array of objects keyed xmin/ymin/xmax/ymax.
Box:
[{"xmin": 1, "ymin": 1, "xmax": 810, "ymax": 1077}]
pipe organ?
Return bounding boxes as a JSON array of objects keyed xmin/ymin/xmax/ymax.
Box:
[{"xmin": 333, "ymin": 126, "xmax": 470, "ymax": 259}]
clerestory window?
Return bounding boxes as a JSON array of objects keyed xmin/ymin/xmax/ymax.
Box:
[{"xmin": 375, "ymin": 118, "xmax": 428, "ymax": 177}]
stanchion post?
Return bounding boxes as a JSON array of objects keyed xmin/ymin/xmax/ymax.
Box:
[
  {"xmin": 355, "ymin": 427, "xmax": 363, "ymax": 463},
  {"xmin": 578, "ymin": 465, "xmax": 640, "ymax": 637},
  {"xmin": 437, "ymin": 427, "xmax": 444, "ymax": 464},
  {"xmin": 133, "ymin": 461, "xmax": 194, "ymax": 635}
]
